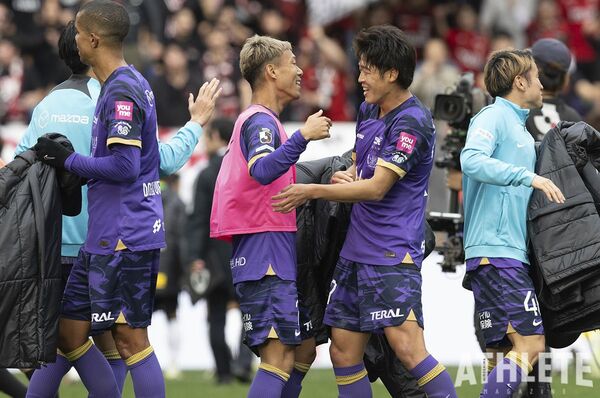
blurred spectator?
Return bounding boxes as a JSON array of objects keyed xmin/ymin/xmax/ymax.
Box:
[
  {"xmin": 165, "ymin": 6, "xmax": 202, "ymax": 64},
  {"xmin": 558, "ymin": 0, "xmax": 600, "ymax": 81},
  {"xmin": 527, "ymin": 0, "xmax": 570, "ymax": 45},
  {"xmin": 411, "ymin": 38, "xmax": 460, "ymax": 110},
  {"xmin": 198, "ymin": 27, "xmax": 250, "ymax": 119},
  {"xmin": 445, "ymin": 4, "xmax": 489, "ymax": 73},
  {"xmin": 155, "ymin": 174, "xmax": 187, "ymax": 380},
  {"xmin": 152, "ymin": 42, "xmax": 203, "ymax": 127},
  {"xmin": 396, "ymin": 0, "xmax": 435, "ymax": 57},
  {"xmin": 480, "ymin": 0, "xmax": 537, "ymax": 49},
  {"xmin": 0, "ymin": 38, "xmax": 43, "ymax": 123},
  {"xmin": 292, "ymin": 26, "xmax": 352, "ymax": 121}
]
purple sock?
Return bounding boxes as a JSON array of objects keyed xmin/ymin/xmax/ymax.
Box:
[
  {"xmin": 281, "ymin": 366, "xmax": 308, "ymax": 398},
  {"xmin": 247, "ymin": 366, "xmax": 288, "ymax": 398},
  {"xmin": 26, "ymin": 354, "xmax": 72, "ymax": 398},
  {"xmin": 108, "ymin": 358, "xmax": 128, "ymax": 392},
  {"xmin": 70, "ymin": 343, "xmax": 120, "ymax": 397},
  {"xmin": 409, "ymin": 355, "xmax": 457, "ymax": 398},
  {"xmin": 333, "ymin": 363, "xmax": 372, "ymax": 398},
  {"xmin": 127, "ymin": 349, "xmax": 165, "ymax": 398},
  {"xmin": 482, "ymin": 355, "xmax": 529, "ymax": 397}
]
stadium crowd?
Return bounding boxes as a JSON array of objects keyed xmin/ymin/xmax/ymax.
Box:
[{"xmin": 1, "ymin": 0, "xmax": 600, "ymax": 128}]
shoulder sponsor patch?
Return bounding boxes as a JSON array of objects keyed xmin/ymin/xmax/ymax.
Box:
[
  {"xmin": 115, "ymin": 101, "xmax": 133, "ymax": 121},
  {"xmin": 396, "ymin": 132, "xmax": 417, "ymax": 154},
  {"xmin": 259, "ymin": 127, "xmax": 273, "ymax": 144},
  {"xmin": 473, "ymin": 127, "xmax": 494, "ymax": 141}
]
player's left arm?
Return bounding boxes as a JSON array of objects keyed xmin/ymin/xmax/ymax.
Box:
[
  {"xmin": 48, "ymin": 93, "xmax": 144, "ymax": 182},
  {"xmin": 273, "ymin": 126, "xmax": 429, "ymax": 212}
]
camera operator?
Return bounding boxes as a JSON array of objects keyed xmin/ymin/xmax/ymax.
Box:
[{"xmin": 526, "ymin": 38, "xmax": 582, "ymax": 141}]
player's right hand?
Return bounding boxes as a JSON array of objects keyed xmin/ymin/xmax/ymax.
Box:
[
  {"xmin": 189, "ymin": 78, "xmax": 222, "ymax": 127},
  {"xmin": 531, "ymin": 175, "xmax": 565, "ymax": 203},
  {"xmin": 300, "ymin": 109, "xmax": 332, "ymax": 141}
]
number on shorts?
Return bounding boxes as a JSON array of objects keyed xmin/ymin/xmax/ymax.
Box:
[
  {"xmin": 327, "ymin": 279, "xmax": 337, "ymax": 305},
  {"xmin": 524, "ymin": 290, "xmax": 540, "ymax": 317}
]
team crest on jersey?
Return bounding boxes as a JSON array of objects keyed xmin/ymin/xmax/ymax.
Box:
[
  {"xmin": 396, "ymin": 132, "xmax": 417, "ymax": 154},
  {"xmin": 259, "ymin": 128, "xmax": 273, "ymax": 144},
  {"xmin": 115, "ymin": 101, "xmax": 133, "ymax": 121},
  {"xmin": 115, "ymin": 121, "xmax": 132, "ymax": 136}
]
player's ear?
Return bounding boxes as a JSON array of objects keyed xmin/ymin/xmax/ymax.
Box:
[
  {"xmin": 387, "ymin": 68, "xmax": 399, "ymax": 83},
  {"xmin": 90, "ymin": 32, "xmax": 100, "ymax": 49},
  {"xmin": 265, "ymin": 63, "xmax": 277, "ymax": 80}
]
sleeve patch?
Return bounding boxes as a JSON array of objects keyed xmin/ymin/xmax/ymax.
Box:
[
  {"xmin": 115, "ymin": 101, "xmax": 134, "ymax": 121},
  {"xmin": 259, "ymin": 128, "xmax": 273, "ymax": 144},
  {"xmin": 115, "ymin": 121, "xmax": 132, "ymax": 135},
  {"xmin": 396, "ymin": 132, "xmax": 417, "ymax": 154},
  {"xmin": 474, "ymin": 128, "xmax": 494, "ymax": 141}
]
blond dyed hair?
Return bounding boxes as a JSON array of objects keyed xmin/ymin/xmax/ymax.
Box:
[
  {"xmin": 239, "ymin": 35, "xmax": 292, "ymax": 89},
  {"xmin": 484, "ymin": 49, "xmax": 535, "ymax": 97}
]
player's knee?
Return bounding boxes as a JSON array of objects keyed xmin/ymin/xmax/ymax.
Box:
[
  {"xmin": 329, "ymin": 341, "xmax": 360, "ymax": 367},
  {"xmin": 112, "ymin": 330, "xmax": 150, "ymax": 359}
]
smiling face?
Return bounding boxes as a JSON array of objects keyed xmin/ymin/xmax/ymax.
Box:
[
  {"xmin": 357, "ymin": 57, "xmax": 397, "ymax": 106},
  {"xmin": 273, "ymin": 49, "xmax": 303, "ymax": 100}
]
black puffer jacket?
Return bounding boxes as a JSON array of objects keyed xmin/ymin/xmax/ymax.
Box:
[
  {"xmin": 528, "ymin": 121, "xmax": 600, "ymax": 348},
  {"xmin": 0, "ymin": 136, "xmax": 81, "ymax": 368}
]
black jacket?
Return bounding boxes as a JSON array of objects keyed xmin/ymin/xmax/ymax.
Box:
[
  {"xmin": 0, "ymin": 138, "xmax": 81, "ymax": 368},
  {"xmin": 187, "ymin": 153, "xmax": 233, "ymax": 303},
  {"xmin": 528, "ymin": 121, "xmax": 600, "ymax": 347}
]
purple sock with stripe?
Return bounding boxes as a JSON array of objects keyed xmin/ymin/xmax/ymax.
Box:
[
  {"xmin": 333, "ymin": 363, "xmax": 372, "ymax": 398},
  {"xmin": 247, "ymin": 367, "xmax": 288, "ymax": 398},
  {"xmin": 127, "ymin": 349, "xmax": 165, "ymax": 398},
  {"xmin": 108, "ymin": 358, "xmax": 128, "ymax": 392},
  {"xmin": 408, "ymin": 355, "xmax": 457, "ymax": 398},
  {"xmin": 26, "ymin": 354, "xmax": 72, "ymax": 398},
  {"xmin": 71, "ymin": 343, "xmax": 120, "ymax": 397},
  {"xmin": 281, "ymin": 366, "xmax": 308, "ymax": 398}
]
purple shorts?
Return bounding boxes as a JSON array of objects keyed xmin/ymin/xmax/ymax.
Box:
[
  {"xmin": 324, "ymin": 257, "xmax": 424, "ymax": 333},
  {"xmin": 469, "ymin": 263, "xmax": 544, "ymax": 347},
  {"xmin": 235, "ymin": 276, "xmax": 309, "ymax": 349},
  {"xmin": 61, "ymin": 249, "xmax": 160, "ymax": 331}
]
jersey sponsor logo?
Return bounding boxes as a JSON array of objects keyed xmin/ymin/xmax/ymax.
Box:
[
  {"xmin": 242, "ymin": 313, "xmax": 253, "ymax": 331},
  {"xmin": 49, "ymin": 113, "xmax": 90, "ymax": 125},
  {"xmin": 37, "ymin": 110, "xmax": 50, "ymax": 128},
  {"xmin": 479, "ymin": 310, "xmax": 492, "ymax": 330},
  {"xmin": 473, "ymin": 127, "xmax": 493, "ymax": 141},
  {"xmin": 230, "ymin": 256, "xmax": 246, "ymax": 269},
  {"xmin": 115, "ymin": 101, "xmax": 133, "ymax": 121},
  {"xmin": 115, "ymin": 120, "xmax": 132, "ymax": 136},
  {"xmin": 397, "ymin": 132, "xmax": 417, "ymax": 154},
  {"xmin": 259, "ymin": 128, "xmax": 273, "ymax": 144},
  {"xmin": 145, "ymin": 89, "xmax": 155, "ymax": 107},
  {"xmin": 303, "ymin": 320, "xmax": 313, "ymax": 331},
  {"xmin": 143, "ymin": 181, "xmax": 161, "ymax": 197},
  {"xmin": 516, "ymin": 143, "xmax": 526, "ymax": 148},
  {"xmin": 92, "ymin": 311, "xmax": 115, "ymax": 323},
  {"xmin": 370, "ymin": 308, "xmax": 404, "ymax": 321},
  {"xmin": 152, "ymin": 219, "xmax": 163, "ymax": 234}
]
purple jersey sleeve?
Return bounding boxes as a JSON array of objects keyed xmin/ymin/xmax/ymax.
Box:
[
  {"xmin": 105, "ymin": 90, "xmax": 145, "ymax": 148},
  {"xmin": 379, "ymin": 124, "xmax": 431, "ymax": 177},
  {"xmin": 65, "ymin": 145, "xmax": 141, "ymax": 182},
  {"xmin": 240, "ymin": 113, "xmax": 282, "ymax": 162}
]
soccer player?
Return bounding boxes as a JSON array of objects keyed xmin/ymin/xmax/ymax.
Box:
[
  {"xmin": 210, "ymin": 35, "xmax": 331, "ymax": 398},
  {"xmin": 33, "ymin": 1, "xmax": 220, "ymax": 397},
  {"xmin": 22, "ymin": 20, "xmax": 220, "ymax": 397},
  {"xmin": 272, "ymin": 25, "xmax": 456, "ymax": 398},
  {"xmin": 460, "ymin": 49, "xmax": 564, "ymax": 397}
]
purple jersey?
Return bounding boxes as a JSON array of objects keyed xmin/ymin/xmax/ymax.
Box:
[
  {"xmin": 231, "ymin": 111, "xmax": 296, "ymax": 283},
  {"xmin": 85, "ymin": 65, "xmax": 165, "ymax": 254},
  {"xmin": 340, "ymin": 97, "xmax": 435, "ymax": 267}
]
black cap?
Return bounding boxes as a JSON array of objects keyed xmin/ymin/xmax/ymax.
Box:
[{"xmin": 531, "ymin": 38, "xmax": 571, "ymax": 72}]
